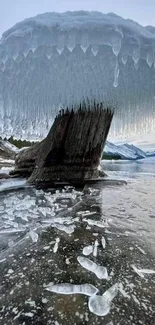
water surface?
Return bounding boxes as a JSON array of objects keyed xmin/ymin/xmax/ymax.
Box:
[{"xmin": 0, "ymin": 159, "xmax": 155, "ymax": 325}]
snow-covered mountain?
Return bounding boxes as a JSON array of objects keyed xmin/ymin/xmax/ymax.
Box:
[
  {"xmin": 0, "ymin": 138, "xmax": 154, "ymax": 161},
  {"xmin": 103, "ymin": 141, "xmax": 155, "ymax": 160},
  {"xmin": 0, "ymin": 11, "xmax": 155, "ymax": 139}
]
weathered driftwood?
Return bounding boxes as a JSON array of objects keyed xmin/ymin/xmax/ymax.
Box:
[
  {"xmin": 11, "ymin": 102, "xmax": 114, "ymax": 186},
  {"xmin": 10, "ymin": 142, "xmax": 41, "ymax": 177},
  {"xmin": 0, "ymin": 139, "xmax": 16, "ymax": 159}
]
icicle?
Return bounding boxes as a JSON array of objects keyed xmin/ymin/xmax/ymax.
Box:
[
  {"xmin": 121, "ymin": 53, "xmax": 128, "ymax": 65},
  {"xmin": 91, "ymin": 45, "xmax": 99, "ymax": 56},
  {"xmin": 146, "ymin": 51, "xmax": 154, "ymax": 67},
  {"xmin": 132, "ymin": 47, "xmax": 140, "ymax": 65},
  {"xmin": 112, "ymin": 36, "xmax": 122, "ymax": 57},
  {"xmin": 113, "ymin": 59, "xmax": 119, "ymax": 88}
]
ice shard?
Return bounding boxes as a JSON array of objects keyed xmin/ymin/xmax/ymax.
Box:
[
  {"xmin": 83, "ymin": 245, "xmax": 93, "ymax": 256},
  {"xmin": 45, "ymin": 283, "xmax": 99, "ymax": 296},
  {"xmin": 0, "ymin": 11, "xmax": 155, "ymax": 140},
  {"xmin": 88, "ymin": 283, "xmax": 119, "ymax": 316},
  {"xmin": 77, "ymin": 256, "xmax": 108, "ymax": 279}
]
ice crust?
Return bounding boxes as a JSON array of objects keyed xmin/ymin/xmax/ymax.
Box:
[{"xmin": 0, "ymin": 11, "xmax": 155, "ymax": 139}]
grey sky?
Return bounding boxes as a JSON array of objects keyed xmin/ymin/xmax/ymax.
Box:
[{"xmin": 0, "ymin": 0, "xmax": 155, "ymax": 37}]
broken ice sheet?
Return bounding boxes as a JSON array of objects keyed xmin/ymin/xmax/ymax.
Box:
[
  {"xmin": 77, "ymin": 256, "xmax": 108, "ymax": 279},
  {"xmin": 88, "ymin": 283, "xmax": 119, "ymax": 316},
  {"xmin": 45, "ymin": 283, "xmax": 99, "ymax": 296}
]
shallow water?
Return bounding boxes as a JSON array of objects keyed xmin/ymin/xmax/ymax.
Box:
[{"xmin": 0, "ymin": 160, "xmax": 155, "ymax": 325}]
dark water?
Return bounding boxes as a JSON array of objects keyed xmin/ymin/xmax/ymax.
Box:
[{"xmin": 0, "ymin": 159, "xmax": 155, "ymax": 325}]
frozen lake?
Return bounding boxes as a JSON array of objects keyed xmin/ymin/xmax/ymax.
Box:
[{"xmin": 0, "ymin": 159, "xmax": 155, "ymax": 325}]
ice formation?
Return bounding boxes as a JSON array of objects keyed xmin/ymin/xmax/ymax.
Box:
[
  {"xmin": 45, "ymin": 283, "xmax": 99, "ymax": 296},
  {"xmin": 93, "ymin": 239, "xmax": 99, "ymax": 257},
  {"xmin": 83, "ymin": 218, "xmax": 109, "ymax": 228},
  {"xmin": 53, "ymin": 237, "xmax": 60, "ymax": 253},
  {"xmin": 29, "ymin": 230, "xmax": 38, "ymax": 242},
  {"xmin": 82, "ymin": 245, "xmax": 93, "ymax": 256},
  {"xmin": 77, "ymin": 256, "xmax": 108, "ymax": 279},
  {"xmin": 88, "ymin": 283, "xmax": 119, "ymax": 316},
  {"xmin": 131, "ymin": 264, "xmax": 155, "ymax": 278},
  {"xmin": 101, "ymin": 236, "xmax": 106, "ymax": 249},
  {"xmin": 0, "ymin": 11, "xmax": 155, "ymax": 139}
]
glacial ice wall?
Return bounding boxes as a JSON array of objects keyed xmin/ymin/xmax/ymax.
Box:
[{"xmin": 0, "ymin": 11, "xmax": 155, "ymax": 140}]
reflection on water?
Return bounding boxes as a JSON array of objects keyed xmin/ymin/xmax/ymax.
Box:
[{"xmin": 0, "ymin": 160, "xmax": 155, "ymax": 324}]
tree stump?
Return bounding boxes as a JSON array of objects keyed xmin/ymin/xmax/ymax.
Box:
[{"xmin": 28, "ymin": 104, "xmax": 114, "ymax": 187}]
